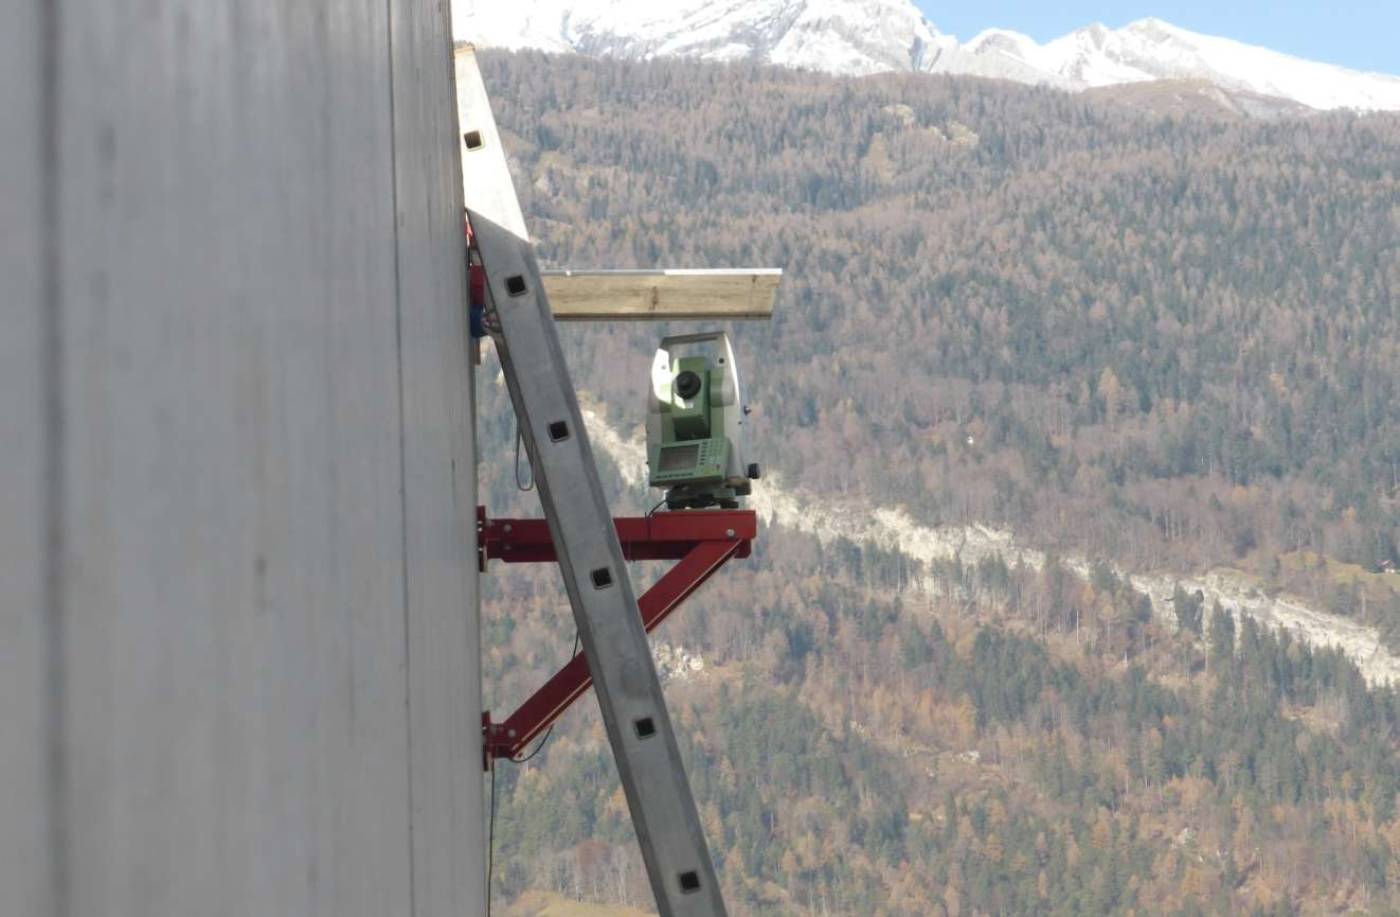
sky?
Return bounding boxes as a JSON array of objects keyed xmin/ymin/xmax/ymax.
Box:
[{"xmin": 918, "ymin": 2, "xmax": 1400, "ymax": 74}]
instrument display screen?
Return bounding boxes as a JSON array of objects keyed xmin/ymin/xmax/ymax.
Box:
[{"xmin": 658, "ymin": 444, "xmax": 700, "ymax": 472}]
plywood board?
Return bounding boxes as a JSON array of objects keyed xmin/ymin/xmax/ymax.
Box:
[{"xmin": 543, "ymin": 269, "xmax": 780, "ymax": 320}]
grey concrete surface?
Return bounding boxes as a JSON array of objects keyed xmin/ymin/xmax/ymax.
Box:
[
  {"xmin": 1, "ymin": 1, "xmax": 54, "ymax": 915},
  {"xmin": 2, "ymin": 1, "xmax": 484, "ymax": 914}
]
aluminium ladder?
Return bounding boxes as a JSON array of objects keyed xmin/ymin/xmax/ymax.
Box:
[{"xmin": 456, "ymin": 47, "xmax": 728, "ymax": 917}]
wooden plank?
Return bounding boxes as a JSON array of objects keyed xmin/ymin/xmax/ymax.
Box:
[
  {"xmin": 543, "ymin": 269, "xmax": 780, "ymax": 320},
  {"xmin": 452, "ymin": 47, "xmax": 778, "ymax": 325}
]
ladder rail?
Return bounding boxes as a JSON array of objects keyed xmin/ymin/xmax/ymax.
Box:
[{"xmin": 456, "ymin": 46, "xmax": 729, "ymax": 917}]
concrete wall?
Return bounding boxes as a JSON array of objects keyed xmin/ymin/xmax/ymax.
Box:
[
  {"xmin": 1, "ymin": 0, "xmax": 54, "ymax": 914},
  {"xmin": 2, "ymin": 1, "xmax": 484, "ymax": 915}
]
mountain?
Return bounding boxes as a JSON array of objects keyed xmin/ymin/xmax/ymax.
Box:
[
  {"xmin": 474, "ymin": 51, "xmax": 1400, "ymax": 913},
  {"xmin": 451, "ymin": 0, "xmax": 1400, "ymax": 112},
  {"xmin": 453, "ymin": 0, "xmax": 946, "ymax": 76},
  {"xmin": 963, "ymin": 18, "xmax": 1400, "ymax": 112}
]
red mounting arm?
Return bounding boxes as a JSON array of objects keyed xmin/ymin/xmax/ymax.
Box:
[{"xmin": 479, "ymin": 507, "xmax": 756, "ymax": 766}]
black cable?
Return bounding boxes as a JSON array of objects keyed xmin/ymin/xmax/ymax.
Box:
[
  {"xmin": 509, "ymin": 633, "xmax": 580, "ymax": 764},
  {"xmin": 622, "ymin": 498, "xmax": 669, "ymax": 562},
  {"xmin": 486, "ymin": 632, "xmax": 580, "ymax": 912},
  {"xmin": 510, "ymin": 726, "xmax": 554, "ymax": 764},
  {"xmin": 486, "ymin": 762, "xmax": 497, "ymax": 917}
]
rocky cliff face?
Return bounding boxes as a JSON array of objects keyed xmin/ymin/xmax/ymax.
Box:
[{"xmin": 581, "ymin": 402, "xmax": 1400, "ymax": 685}]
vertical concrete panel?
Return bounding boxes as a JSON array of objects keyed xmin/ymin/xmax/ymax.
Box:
[
  {"xmin": 38, "ymin": 0, "xmax": 482, "ymax": 914},
  {"xmin": 57, "ymin": 1, "xmax": 410, "ymax": 913},
  {"xmin": 389, "ymin": 0, "xmax": 488, "ymax": 911},
  {"xmin": 0, "ymin": 1, "xmax": 53, "ymax": 915}
]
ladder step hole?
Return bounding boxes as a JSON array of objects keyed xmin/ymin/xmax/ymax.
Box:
[
  {"xmin": 463, "ymin": 129, "xmax": 484, "ymax": 150},
  {"xmin": 634, "ymin": 716, "xmax": 656, "ymax": 738},
  {"xmin": 679, "ymin": 871, "xmax": 701, "ymax": 893},
  {"xmin": 505, "ymin": 275, "xmax": 527, "ymax": 296},
  {"xmin": 590, "ymin": 567, "xmax": 612, "ymax": 589},
  {"xmin": 548, "ymin": 420, "xmax": 570, "ymax": 442}
]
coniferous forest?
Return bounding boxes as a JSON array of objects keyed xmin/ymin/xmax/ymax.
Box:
[{"xmin": 472, "ymin": 50, "xmax": 1400, "ymax": 915}]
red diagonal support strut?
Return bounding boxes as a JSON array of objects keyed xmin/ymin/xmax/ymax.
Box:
[{"xmin": 480, "ymin": 508, "xmax": 756, "ymax": 765}]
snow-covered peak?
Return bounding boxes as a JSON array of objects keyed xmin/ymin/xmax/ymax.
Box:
[
  {"xmin": 1058, "ymin": 18, "xmax": 1400, "ymax": 111},
  {"xmin": 455, "ymin": 0, "xmax": 573, "ymax": 53},
  {"xmin": 964, "ymin": 28, "xmax": 1041, "ymax": 59},
  {"xmin": 456, "ymin": 0, "xmax": 945, "ymax": 77},
  {"xmin": 452, "ymin": 0, "xmax": 1400, "ymax": 112}
]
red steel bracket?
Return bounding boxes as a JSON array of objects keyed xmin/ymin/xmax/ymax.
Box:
[{"xmin": 479, "ymin": 507, "xmax": 756, "ymax": 767}]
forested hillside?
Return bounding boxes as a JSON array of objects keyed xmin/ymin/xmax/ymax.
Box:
[{"xmin": 474, "ymin": 51, "xmax": 1400, "ymax": 915}]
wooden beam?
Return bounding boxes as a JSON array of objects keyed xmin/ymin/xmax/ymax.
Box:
[{"xmin": 542, "ymin": 269, "xmax": 780, "ymax": 321}]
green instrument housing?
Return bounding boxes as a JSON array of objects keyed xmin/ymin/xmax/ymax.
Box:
[
  {"xmin": 650, "ymin": 360, "xmax": 730, "ymax": 487},
  {"xmin": 646, "ymin": 335, "xmax": 756, "ymax": 510}
]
